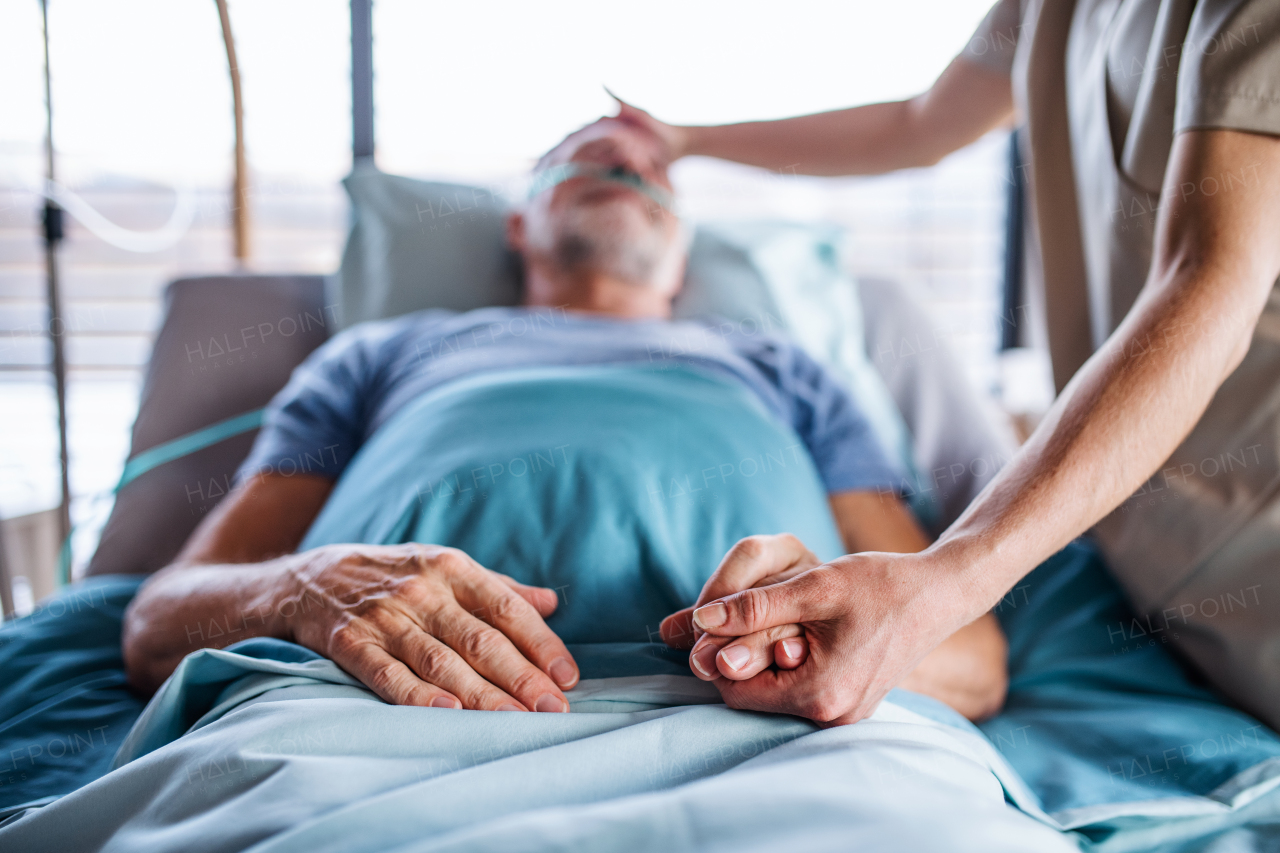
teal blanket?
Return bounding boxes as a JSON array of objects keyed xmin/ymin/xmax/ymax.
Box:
[
  {"xmin": 3, "ymin": 364, "xmax": 1280, "ymax": 851},
  {"xmin": 300, "ymin": 364, "xmax": 846, "ymax": 675},
  {"xmin": 0, "ymin": 576, "xmax": 144, "ymax": 812}
]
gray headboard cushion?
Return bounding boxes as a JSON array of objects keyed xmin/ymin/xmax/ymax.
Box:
[
  {"xmin": 86, "ymin": 275, "xmax": 330, "ymax": 576},
  {"xmin": 858, "ymin": 276, "xmax": 1017, "ymax": 535}
]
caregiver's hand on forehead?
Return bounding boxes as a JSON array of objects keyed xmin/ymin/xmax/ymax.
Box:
[
  {"xmin": 608, "ymin": 90, "xmax": 690, "ymax": 163},
  {"xmin": 545, "ymin": 114, "xmax": 673, "ymax": 191},
  {"xmin": 663, "ymin": 537, "xmax": 971, "ymax": 726}
]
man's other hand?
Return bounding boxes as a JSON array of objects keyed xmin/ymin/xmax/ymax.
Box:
[
  {"xmin": 659, "ymin": 534, "xmax": 820, "ymax": 677},
  {"xmin": 284, "ymin": 543, "xmax": 578, "ymax": 712}
]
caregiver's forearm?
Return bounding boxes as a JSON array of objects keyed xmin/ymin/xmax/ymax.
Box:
[
  {"xmin": 681, "ymin": 56, "xmax": 1013, "ymax": 176},
  {"xmin": 935, "ymin": 130, "xmax": 1280, "ymax": 619}
]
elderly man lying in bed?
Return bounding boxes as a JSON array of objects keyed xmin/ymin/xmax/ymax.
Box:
[{"xmin": 122, "ymin": 117, "xmax": 1007, "ymax": 722}]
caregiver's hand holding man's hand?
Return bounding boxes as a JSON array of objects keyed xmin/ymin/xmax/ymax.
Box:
[
  {"xmin": 661, "ymin": 535, "xmax": 823, "ymax": 679},
  {"xmin": 661, "ymin": 533, "xmax": 1007, "ymax": 725}
]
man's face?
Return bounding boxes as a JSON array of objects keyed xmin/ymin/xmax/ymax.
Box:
[{"xmin": 511, "ymin": 118, "xmax": 685, "ymax": 295}]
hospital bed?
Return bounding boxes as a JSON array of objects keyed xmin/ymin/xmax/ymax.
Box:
[
  {"xmin": 3, "ymin": 196, "xmax": 1280, "ymax": 850},
  {"xmin": 5, "ymin": 7, "xmax": 1280, "ymax": 848}
]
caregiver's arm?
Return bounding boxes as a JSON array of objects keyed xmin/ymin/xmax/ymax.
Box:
[
  {"xmin": 691, "ymin": 128, "xmax": 1280, "ymax": 725},
  {"xmin": 122, "ymin": 473, "xmax": 578, "ymax": 712},
  {"xmin": 665, "ymin": 494, "xmax": 1007, "ymax": 721},
  {"xmin": 833, "ymin": 494, "xmax": 1008, "ymax": 721},
  {"xmin": 615, "ymin": 54, "xmax": 1012, "ymax": 176}
]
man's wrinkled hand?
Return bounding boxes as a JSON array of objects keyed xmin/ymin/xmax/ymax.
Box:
[
  {"xmin": 282, "ymin": 543, "xmax": 578, "ymax": 712},
  {"xmin": 660, "ymin": 534, "xmax": 820, "ymax": 679},
  {"xmin": 664, "ymin": 534, "xmax": 970, "ymax": 726}
]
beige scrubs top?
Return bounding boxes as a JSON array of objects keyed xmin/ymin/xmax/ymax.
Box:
[{"xmin": 965, "ymin": 0, "xmax": 1280, "ymax": 727}]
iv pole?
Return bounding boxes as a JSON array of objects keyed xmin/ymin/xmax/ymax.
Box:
[
  {"xmin": 34, "ymin": 2, "xmax": 222, "ymax": 582},
  {"xmin": 214, "ymin": 0, "xmax": 250, "ymax": 263},
  {"xmin": 39, "ymin": 0, "xmax": 72, "ymax": 553}
]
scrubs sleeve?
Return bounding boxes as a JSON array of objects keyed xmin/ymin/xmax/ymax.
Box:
[
  {"xmin": 1175, "ymin": 0, "xmax": 1280, "ymax": 136},
  {"xmin": 234, "ymin": 324, "xmax": 397, "ymax": 484},
  {"xmin": 961, "ymin": 0, "xmax": 1023, "ymax": 77},
  {"xmin": 742, "ymin": 340, "xmax": 907, "ymax": 496}
]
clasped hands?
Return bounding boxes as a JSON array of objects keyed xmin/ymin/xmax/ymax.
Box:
[
  {"xmin": 283, "ymin": 534, "xmax": 1003, "ymax": 725},
  {"xmin": 658, "ymin": 534, "xmax": 1007, "ymax": 725}
]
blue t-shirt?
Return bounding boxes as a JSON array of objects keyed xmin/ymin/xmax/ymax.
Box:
[{"xmin": 237, "ymin": 306, "xmax": 903, "ymax": 495}]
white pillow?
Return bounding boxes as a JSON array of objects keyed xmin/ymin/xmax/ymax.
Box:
[
  {"xmin": 678, "ymin": 221, "xmax": 919, "ymax": 504},
  {"xmin": 331, "ymin": 163, "xmax": 521, "ymax": 325}
]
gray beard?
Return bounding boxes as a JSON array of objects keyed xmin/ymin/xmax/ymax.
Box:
[
  {"xmin": 552, "ymin": 231, "xmax": 661, "ymax": 287},
  {"xmin": 543, "ymin": 201, "xmax": 671, "ymax": 288}
]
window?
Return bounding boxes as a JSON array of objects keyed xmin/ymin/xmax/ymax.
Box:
[{"xmin": 0, "ymin": 0, "xmax": 349, "ymax": 572}]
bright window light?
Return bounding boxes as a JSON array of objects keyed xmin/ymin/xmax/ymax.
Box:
[{"xmin": 374, "ymin": 0, "xmax": 996, "ymax": 178}]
